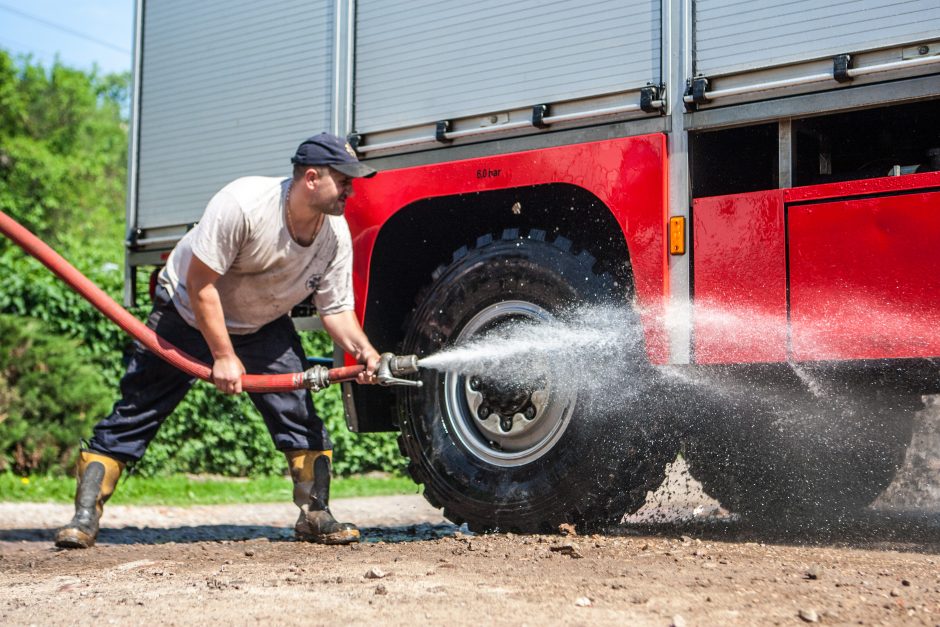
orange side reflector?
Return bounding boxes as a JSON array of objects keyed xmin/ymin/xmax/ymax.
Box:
[{"xmin": 669, "ymin": 216, "xmax": 685, "ymax": 255}]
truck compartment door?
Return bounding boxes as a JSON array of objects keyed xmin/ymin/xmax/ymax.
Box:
[{"xmin": 788, "ymin": 189, "xmax": 940, "ymax": 361}]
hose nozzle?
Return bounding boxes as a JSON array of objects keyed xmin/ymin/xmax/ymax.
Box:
[{"xmin": 376, "ymin": 352, "xmax": 423, "ymax": 387}]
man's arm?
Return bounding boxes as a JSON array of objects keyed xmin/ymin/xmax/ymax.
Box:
[
  {"xmin": 320, "ymin": 310, "xmax": 381, "ymax": 384},
  {"xmin": 187, "ymin": 255, "xmax": 245, "ymax": 394}
]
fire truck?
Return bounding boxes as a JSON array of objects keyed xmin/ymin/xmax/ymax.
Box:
[{"xmin": 126, "ymin": 0, "xmax": 940, "ymax": 530}]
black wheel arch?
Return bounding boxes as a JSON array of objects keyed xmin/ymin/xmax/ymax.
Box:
[{"xmin": 347, "ymin": 183, "xmax": 634, "ymax": 432}]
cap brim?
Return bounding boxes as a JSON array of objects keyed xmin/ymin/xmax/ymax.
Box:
[{"xmin": 332, "ymin": 162, "xmax": 378, "ymax": 178}]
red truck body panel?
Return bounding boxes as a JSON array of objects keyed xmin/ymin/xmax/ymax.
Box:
[
  {"xmin": 345, "ymin": 134, "xmax": 670, "ymax": 362},
  {"xmin": 691, "ymin": 189, "xmax": 789, "ymax": 363},
  {"xmin": 346, "ymin": 134, "xmax": 940, "ymax": 368},
  {"xmin": 694, "ymin": 171, "xmax": 940, "ymax": 364}
]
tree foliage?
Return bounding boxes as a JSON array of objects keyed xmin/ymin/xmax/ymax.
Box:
[
  {"xmin": 0, "ymin": 50, "xmax": 131, "ymax": 474},
  {"xmin": 0, "ymin": 50, "xmax": 405, "ymax": 478},
  {"xmin": 0, "ymin": 50, "xmax": 127, "ymax": 250}
]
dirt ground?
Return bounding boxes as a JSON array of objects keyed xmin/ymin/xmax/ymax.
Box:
[
  {"xmin": 1, "ymin": 468, "xmax": 938, "ymax": 625},
  {"xmin": 2, "ymin": 405, "xmax": 940, "ymax": 626}
]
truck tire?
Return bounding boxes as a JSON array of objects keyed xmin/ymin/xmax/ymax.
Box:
[
  {"xmin": 684, "ymin": 381, "xmax": 917, "ymax": 520},
  {"xmin": 397, "ymin": 230, "xmax": 677, "ymax": 533}
]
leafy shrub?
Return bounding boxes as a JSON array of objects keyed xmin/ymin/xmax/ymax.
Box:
[
  {"xmin": 0, "ymin": 371, "xmax": 22, "ymax": 465},
  {"xmin": 134, "ymin": 382, "xmax": 282, "ymax": 477},
  {"xmin": 0, "ymin": 315, "xmax": 112, "ymax": 473},
  {"xmin": 0, "ymin": 247, "xmax": 130, "ymax": 377},
  {"xmin": 0, "ymin": 52, "xmax": 128, "ymax": 247}
]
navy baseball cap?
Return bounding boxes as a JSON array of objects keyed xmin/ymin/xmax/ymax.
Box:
[{"xmin": 290, "ymin": 132, "xmax": 377, "ymax": 178}]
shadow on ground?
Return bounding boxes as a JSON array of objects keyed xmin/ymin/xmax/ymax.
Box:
[
  {"xmin": 0, "ymin": 522, "xmax": 460, "ymax": 546},
  {"xmin": 4, "ymin": 514, "xmax": 940, "ymax": 557},
  {"xmin": 617, "ymin": 508, "xmax": 940, "ymax": 555}
]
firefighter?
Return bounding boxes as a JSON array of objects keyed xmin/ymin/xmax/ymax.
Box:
[{"xmin": 55, "ymin": 133, "xmax": 380, "ymax": 549}]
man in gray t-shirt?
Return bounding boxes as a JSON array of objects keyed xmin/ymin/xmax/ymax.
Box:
[{"xmin": 55, "ymin": 134, "xmax": 380, "ymax": 550}]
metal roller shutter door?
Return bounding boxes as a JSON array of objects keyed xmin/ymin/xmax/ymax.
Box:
[
  {"xmin": 694, "ymin": 0, "xmax": 940, "ymax": 77},
  {"xmin": 355, "ymin": 0, "xmax": 661, "ymax": 133},
  {"xmin": 136, "ymin": 0, "xmax": 334, "ymax": 230}
]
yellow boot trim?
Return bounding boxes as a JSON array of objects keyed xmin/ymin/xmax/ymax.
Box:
[
  {"xmin": 285, "ymin": 449, "xmax": 332, "ymax": 484},
  {"xmin": 285, "ymin": 450, "xmax": 332, "ymax": 508},
  {"xmin": 77, "ymin": 451, "xmax": 125, "ymax": 509}
]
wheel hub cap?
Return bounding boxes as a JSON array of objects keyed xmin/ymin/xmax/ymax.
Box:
[{"xmin": 443, "ymin": 301, "xmax": 575, "ymax": 467}]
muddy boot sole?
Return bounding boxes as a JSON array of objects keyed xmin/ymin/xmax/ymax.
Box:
[
  {"xmin": 295, "ymin": 527, "xmax": 360, "ymax": 545},
  {"xmin": 54, "ymin": 528, "xmax": 96, "ymax": 549}
]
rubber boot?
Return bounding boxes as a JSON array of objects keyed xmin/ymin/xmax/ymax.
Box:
[
  {"xmin": 54, "ymin": 451, "xmax": 125, "ymax": 549},
  {"xmin": 286, "ymin": 450, "xmax": 360, "ymax": 545}
]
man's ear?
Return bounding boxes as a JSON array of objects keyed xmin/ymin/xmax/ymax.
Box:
[{"xmin": 304, "ymin": 167, "xmax": 320, "ymax": 190}]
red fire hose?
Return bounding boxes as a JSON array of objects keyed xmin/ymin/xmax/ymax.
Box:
[{"xmin": 0, "ymin": 210, "xmax": 365, "ymax": 392}]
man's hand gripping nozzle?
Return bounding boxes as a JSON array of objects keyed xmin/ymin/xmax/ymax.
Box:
[{"xmin": 301, "ymin": 353, "xmax": 423, "ymax": 392}]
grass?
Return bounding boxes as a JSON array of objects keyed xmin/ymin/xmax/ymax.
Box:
[{"xmin": 0, "ymin": 472, "xmax": 421, "ymax": 506}]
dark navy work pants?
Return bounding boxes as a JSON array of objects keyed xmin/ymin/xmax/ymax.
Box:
[{"xmin": 88, "ymin": 288, "xmax": 331, "ymax": 462}]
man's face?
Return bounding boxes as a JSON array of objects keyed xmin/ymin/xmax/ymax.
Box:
[{"xmin": 310, "ymin": 167, "xmax": 353, "ymax": 216}]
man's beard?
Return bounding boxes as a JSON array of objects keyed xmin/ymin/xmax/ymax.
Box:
[{"xmin": 322, "ymin": 199, "xmax": 346, "ymax": 216}]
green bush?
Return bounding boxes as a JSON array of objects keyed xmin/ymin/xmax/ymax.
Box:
[
  {"xmin": 0, "ymin": 314, "xmax": 112, "ymax": 473},
  {"xmin": 0, "ymin": 247, "xmax": 130, "ymax": 377},
  {"xmin": 0, "ymin": 52, "xmax": 128, "ymax": 247},
  {"xmin": 315, "ymin": 375, "xmax": 407, "ymax": 477},
  {"xmin": 134, "ymin": 383, "xmax": 282, "ymax": 477}
]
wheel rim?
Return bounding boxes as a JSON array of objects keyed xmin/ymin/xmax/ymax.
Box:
[{"xmin": 442, "ymin": 300, "xmax": 575, "ymax": 467}]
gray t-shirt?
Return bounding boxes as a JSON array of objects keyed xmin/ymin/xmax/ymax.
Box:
[{"xmin": 158, "ymin": 176, "xmax": 354, "ymax": 335}]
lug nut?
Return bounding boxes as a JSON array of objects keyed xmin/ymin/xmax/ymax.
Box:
[
  {"xmin": 469, "ymin": 376, "xmax": 481, "ymax": 391},
  {"xmin": 477, "ymin": 404, "xmax": 491, "ymax": 420},
  {"xmin": 524, "ymin": 406, "xmax": 536, "ymax": 419},
  {"xmin": 500, "ymin": 418, "xmax": 513, "ymax": 432}
]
